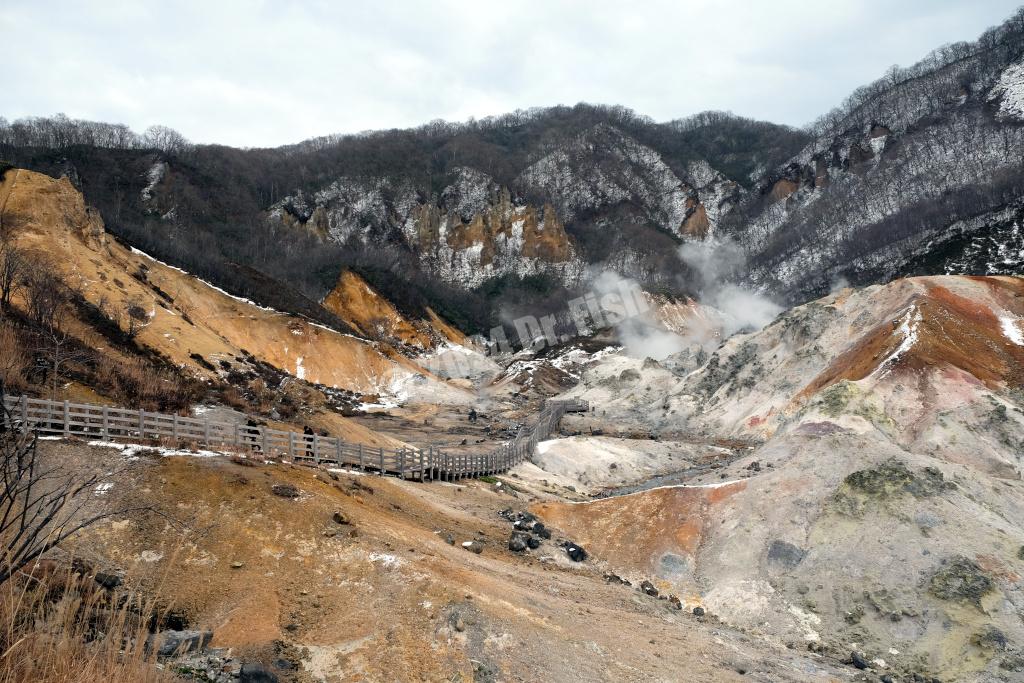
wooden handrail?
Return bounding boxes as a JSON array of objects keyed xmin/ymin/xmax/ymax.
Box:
[{"xmin": 0, "ymin": 394, "xmax": 587, "ymax": 482}]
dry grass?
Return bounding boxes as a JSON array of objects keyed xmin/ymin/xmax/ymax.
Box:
[
  {"xmin": 0, "ymin": 562, "xmax": 172, "ymax": 683},
  {"xmin": 89, "ymin": 355, "xmax": 201, "ymax": 413}
]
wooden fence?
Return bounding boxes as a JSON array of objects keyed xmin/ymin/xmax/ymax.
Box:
[{"xmin": 1, "ymin": 394, "xmax": 588, "ymax": 482}]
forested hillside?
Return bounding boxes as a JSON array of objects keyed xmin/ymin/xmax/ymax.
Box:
[{"xmin": 3, "ymin": 7, "xmax": 1024, "ymax": 331}]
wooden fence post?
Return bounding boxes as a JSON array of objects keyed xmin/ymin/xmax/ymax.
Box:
[
  {"xmin": 358, "ymin": 443, "xmax": 364, "ymax": 471},
  {"xmin": 335, "ymin": 438, "xmax": 341, "ymax": 465},
  {"xmin": 379, "ymin": 447, "xmax": 385, "ymax": 476},
  {"xmin": 262, "ymin": 428, "xmax": 269, "ymax": 456},
  {"xmin": 63, "ymin": 400, "xmax": 70, "ymax": 437},
  {"xmin": 20, "ymin": 395, "xmax": 28, "ymax": 434},
  {"xmin": 399, "ymin": 448, "xmax": 405, "ymax": 479},
  {"xmin": 102, "ymin": 406, "xmax": 109, "ymax": 439},
  {"xmin": 288, "ymin": 431, "xmax": 295, "ymax": 460},
  {"xmin": 313, "ymin": 434, "xmax": 320, "ymax": 465}
]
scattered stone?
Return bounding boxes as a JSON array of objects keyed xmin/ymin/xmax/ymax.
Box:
[
  {"xmin": 462, "ymin": 541, "xmax": 484, "ymax": 554},
  {"xmin": 508, "ymin": 532, "xmax": 530, "ymax": 552},
  {"xmin": 230, "ymin": 561, "xmax": 244, "ymax": 569},
  {"xmin": 604, "ymin": 573, "xmax": 624, "ymax": 584},
  {"xmin": 271, "ymin": 483, "xmax": 299, "ymax": 498},
  {"xmin": 850, "ymin": 651, "xmax": 869, "ymax": 670},
  {"xmin": 526, "ymin": 536, "xmax": 541, "ymax": 550},
  {"xmin": 445, "ymin": 533, "xmax": 455, "ymax": 545},
  {"xmin": 668, "ymin": 595, "xmax": 682, "ymax": 610},
  {"xmin": 454, "ymin": 616, "xmax": 466, "ymax": 632},
  {"xmin": 692, "ymin": 606, "xmax": 705, "ymax": 617},
  {"xmin": 332, "ymin": 511, "xmax": 350, "ymax": 525},
  {"xmin": 640, "ymin": 580, "xmax": 659, "ymax": 597}
]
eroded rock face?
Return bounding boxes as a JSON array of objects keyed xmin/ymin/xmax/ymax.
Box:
[
  {"xmin": 270, "ymin": 168, "xmax": 584, "ymax": 288},
  {"xmin": 403, "ymin": 182, "xmax": 583, "ymax": 288}
]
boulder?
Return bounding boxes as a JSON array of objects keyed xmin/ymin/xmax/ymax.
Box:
[
  {"xmin": 526, "ymin": 536, "xmax": 541, "ymax": 550},
  {"xmin": 508, "ymin": 532, "xmax": 530, "ymax": 552},
  {"xmin": 462, "ymin": 540, "xmax": 484, "ymax": 554},
  {"xmin": 239, "ymin": 662, "xmax": 279, "ymax": 683},
  {"xmin": 640, "ymin": 580, "xmax": 659, "ymax": 597},
  {"xmin": 332, "ymin": 511, "xmax": 350, "ymax": 525},
  {"xmin": 94, "ymin": 570, "xmax": 123, "ymax": 590},
  {"xmin": 564, "ymin": 543, "xmax": 587, "ymax": 562},
  {"xmin": 531, "ymin": 522, "xmax": 551, "ymax": 539}
]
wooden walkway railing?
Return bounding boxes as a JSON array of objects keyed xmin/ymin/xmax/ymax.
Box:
[{"xmin": 1, "ymin": 394, "xmax": 589, "ymax": 482}]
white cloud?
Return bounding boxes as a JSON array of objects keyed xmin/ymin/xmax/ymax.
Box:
[{"xmin": 1, "ymin": 0, "xmax": 1019, "ymax": 147}]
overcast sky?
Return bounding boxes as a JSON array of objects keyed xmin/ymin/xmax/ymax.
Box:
[{"xmin": 2, "ymin": 0, "xmax": 1021, "ymax": 147}]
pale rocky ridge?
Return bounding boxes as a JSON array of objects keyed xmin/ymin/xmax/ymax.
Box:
[{"xmin": 530, "ymin": 274, "xmax": 1024, "ymax": 681}]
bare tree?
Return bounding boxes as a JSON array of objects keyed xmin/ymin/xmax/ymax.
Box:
[
  {"xmin": 142, "ymin": 125, "xmax": 192, "ymax": 156},
  {"xmin": 23, "ymin": 267, "xmax": 86, "ymax": 398},
  {"xmin": 124, "ymin": 300, "xmax": 149, "ymax": 340},
  {"xmin": 0, "ymin": 240, "xmax": 26, "ymax": 315}
]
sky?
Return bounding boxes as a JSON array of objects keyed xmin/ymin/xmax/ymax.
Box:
[{"xmin": 2, "ymin": 0, "xmax": 1021, "ymax": 148}]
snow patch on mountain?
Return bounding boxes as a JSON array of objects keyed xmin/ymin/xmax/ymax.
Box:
[
  {"xmin": 140, "ymin": 161, "xmax": 167, "ymax": 202},
  {"xmin": 1001, "ymin": 315, "xmax": 1024, "ymax": 346},
  {"xmin": 989, "ymin": 59, "xmax": 1024, "ymax": 121}
]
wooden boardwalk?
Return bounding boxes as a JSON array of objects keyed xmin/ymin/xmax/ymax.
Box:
[{"xmin": 1, "ymin": 394, "xmax": 589, "ymax": 482}]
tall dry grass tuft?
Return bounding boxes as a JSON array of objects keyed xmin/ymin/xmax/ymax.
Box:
[{"xmin": 0, "ymin": 561, "xmax": 173, "ymax": 683}]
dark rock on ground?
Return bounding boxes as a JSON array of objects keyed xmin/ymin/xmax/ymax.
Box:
[
  {"xmin": 271, "ymin": 483, "xmax": 300, "ymax": 498},
  {"xmin": 767, "ymin": 540, "xmax": 806, "ymax": 569},
  {"xmin": 463, "ymin": 540, "xmax": 484, "ymax": 554},
  {"xmin": 928, "ymin": 555, "xmax": 994, "ymax": 609},
  {"xmin": 564, "ymin": 543, "xmax": 587, "ymax": 562},
  {"xmin": 239, "ymin": 662, "xmax": 279, "ymax": 682},
  {"xmin": 509, "ymin": 532, "xmax": 530, "ymax": 552},
  {"xmin": 332, "ymin": 511, "xmax": 350, "ymax": 525},
  {"xmin": 640, "ymin": 580, "xmax": 659, "ymax": 597},
  {"xmin": 850, "ymin": 651, "xmax": 868, "ymax": 670},
  {"xmin": 526, "ymin": 536, "xmax": 541, "ymax": 549},
  {"xmin": 94, "ymin": 570, "xmax": 123, "ymax": 589},
  {"xmin": 692, "ymin": 606, "xmax": 705, "ymax": 617}
]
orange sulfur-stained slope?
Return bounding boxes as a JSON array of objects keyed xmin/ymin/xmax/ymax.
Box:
[
  {"xmin": 0, "ymin": 169, "xmax": 432, "ymax": 395},
  {"xmin": 799, "ymin": 275, "xmax": 1024, "ymax": 400},
  {"xmin": 531, "ymin": 481, "xmax": 746, "ymax": 582}
]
